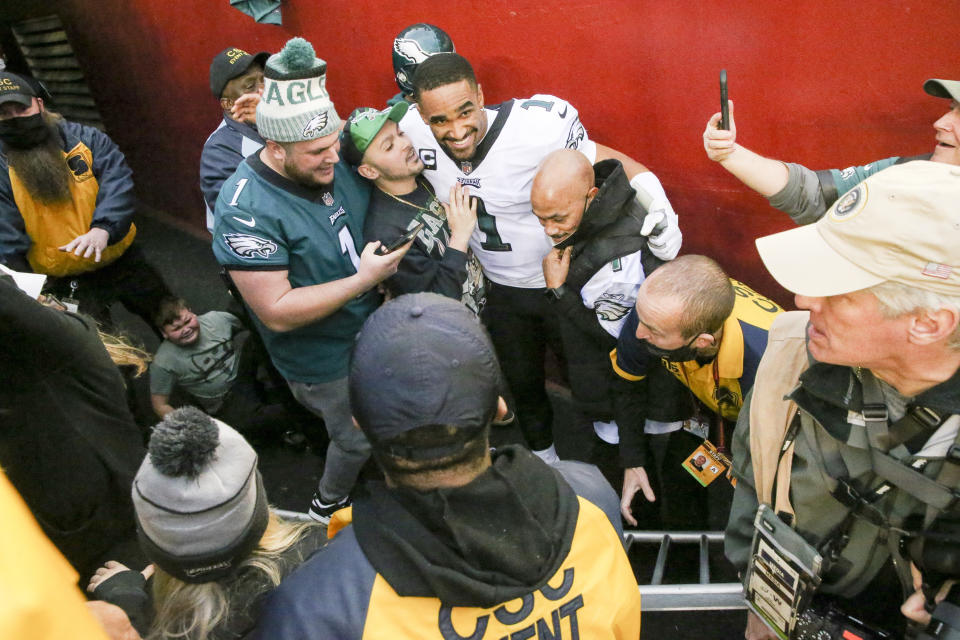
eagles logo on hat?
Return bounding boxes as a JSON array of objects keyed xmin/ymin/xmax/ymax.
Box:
[
  {"xmin": 256, "ymin": 38, "xmax": 340, "ymax": 143},
  {"xmin": 341, "ymin": 102, "xmax": 410, "ymax": 166}
]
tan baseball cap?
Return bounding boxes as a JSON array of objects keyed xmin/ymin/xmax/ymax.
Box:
[
  {"xmin": 756, "ymin": 161, "xmax": 960, "ymax": 297},
  {"xmin": 924, "ymin": 78, "xmax": 960, "ymax": 102}
]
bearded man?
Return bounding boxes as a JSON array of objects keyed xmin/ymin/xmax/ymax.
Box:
[{"xmin": 0, "ymin": 71, "xmax": 169, "ymax": 327}]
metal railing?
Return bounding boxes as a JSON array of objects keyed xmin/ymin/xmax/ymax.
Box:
[
  {"xmin": 276, "ymin": 509, "xmax": 746, "ymax": 612},
  {"xmin": 625, "ymin": 530, "xmax": 746, "ymax": 611}
]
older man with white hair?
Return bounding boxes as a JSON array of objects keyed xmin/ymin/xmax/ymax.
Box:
[{"xmin": 726, "ymin": 160, "xmax": 960, "ymax": 639}]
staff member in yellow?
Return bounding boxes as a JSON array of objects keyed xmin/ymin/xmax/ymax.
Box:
[
  {"xmin": 0, "ymin": 71, "xmax": 169, "ymax": 327},
  {"xmin": 611, "ymin": 255, "xmax": 783, "ymax": 526}
]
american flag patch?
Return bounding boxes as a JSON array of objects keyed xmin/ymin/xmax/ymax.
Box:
[{"xmin": 922, "ymin": 262, "xmax": 953, "ymax": 279}]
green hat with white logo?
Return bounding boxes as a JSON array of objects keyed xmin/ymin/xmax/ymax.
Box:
[
  {"xmin": 340, "ymin": 102, "xmax": 410, "ymax": 167},
  {"xmin": 256, "ymin": 37, "xmax": 341, "ymax": 143}
]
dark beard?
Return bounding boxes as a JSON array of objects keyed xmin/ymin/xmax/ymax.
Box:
[{"xmin": 4, "ymin": 114, "xmax": 72, "ymax": 205}]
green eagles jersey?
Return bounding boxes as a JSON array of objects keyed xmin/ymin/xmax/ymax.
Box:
[{"xmin": 212, "ymin": 156, "xmax": 377, "ymax": 383}]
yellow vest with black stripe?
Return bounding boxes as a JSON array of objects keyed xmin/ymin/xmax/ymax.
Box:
[{"xmin": 11, "ymin": 141, "xmax": 135, "ymax": 276}]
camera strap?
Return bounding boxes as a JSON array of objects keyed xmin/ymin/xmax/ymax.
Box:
[
  {"xmin": 785, "ymin": 371, "xmax": 959, "ymax": 582},
  {"xmin": 857, "ymin": 371, "xmax": 960, "ymax": 528}
]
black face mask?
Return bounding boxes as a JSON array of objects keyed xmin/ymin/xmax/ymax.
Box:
[
  {"xmin": 643, "ymin": 333, "xmax": 700, "ymax": 362},
  {"xmin": 0, "ymin": 112, "xmax": 51, "ymax": 149}
]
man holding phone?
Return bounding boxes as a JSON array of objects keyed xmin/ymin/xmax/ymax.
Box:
[
  {"xmin": 703, "ymin": 77, "xmax": 960, "ymax": 225},
  {"xmin": 344, "ymin": 104, "xmax": 485, "ymax": 314},
  {"xmin": 212, "ymin": 39, "xmax": 410, "ymax": 523}
]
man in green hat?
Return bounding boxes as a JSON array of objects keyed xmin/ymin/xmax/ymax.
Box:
[{"xmin": 342, "ymin": 104, "xmax": 484, "ymax": 314}]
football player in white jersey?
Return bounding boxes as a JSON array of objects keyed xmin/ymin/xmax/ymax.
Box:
[{"xmin": 398, "ymin": 53, "xmax": 681, "ymax": 462}]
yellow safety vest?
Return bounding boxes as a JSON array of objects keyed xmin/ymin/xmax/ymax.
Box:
[{"xmin": 11, "ymin": 141, "xmax": 135, "ymax": 277}]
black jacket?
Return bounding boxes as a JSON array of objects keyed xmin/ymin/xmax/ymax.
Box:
[
  {"xmin": 548, "ymin": 159, "xmax": 661, "ymax": 420},
  {"xmin": 0, "ymin": 276, "xmax": 145, "ymax": 577}
]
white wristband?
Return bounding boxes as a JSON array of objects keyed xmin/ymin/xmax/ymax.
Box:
[{"xmin": 629, "ymin": 171, "xmax": 668, "ymax": 203}]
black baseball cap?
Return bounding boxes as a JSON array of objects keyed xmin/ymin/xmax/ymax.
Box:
[
  {"xmin": 0, "ymin": 72, "xmax": 36, "ymax": 107},
  {"xmin": 349, "ymin": 293, "xmax": 502, "ymax": 458},
  {"xmin": 209, "ymin": 47, "xmax": 269, "ymax": 99}
]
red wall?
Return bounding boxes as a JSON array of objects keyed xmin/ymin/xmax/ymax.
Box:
[{"xmin": 2, "ymin": 0, "xmax": 957, "ymax": 306}]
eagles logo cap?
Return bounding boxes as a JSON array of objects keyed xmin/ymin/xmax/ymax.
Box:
[
  {"xmin": 756, "ymin": 161, "xmax": 960, "ymax": 297},
  {"xmin": 341, "ymin": 102, "xmax": 409, "ymax": 167},
  {"xmin": 349, "ymin": 293, "xmax": 502, "ymax": 458},
  {"xmin": 924, "ymin": 78, "xmax": 960, "ymax": 103},
  {"xmin": 0, "ymin": 72, "xmax": 36, "ymax": 107},
  {"xmin": 209, "ymin": 47, "xmax": 269, "ymax": 99}
]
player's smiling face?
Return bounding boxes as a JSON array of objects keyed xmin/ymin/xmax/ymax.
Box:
[
  {"xmin": 932, "ymin": 100, "xmax": 960, "ymax": 166},
  {"xmin": 417, "ymin": 79, "xmax": 487, "ymax": 162}
]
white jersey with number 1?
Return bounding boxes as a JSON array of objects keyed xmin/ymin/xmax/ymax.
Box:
[{"xmin": 399, "ymin": 94, "xmax": 597, "ymax": 288}]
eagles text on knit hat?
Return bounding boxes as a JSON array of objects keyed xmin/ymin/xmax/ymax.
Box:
[
  {"xmin": 256, "ymin": 37, "xmax": 341, "ymax": 143},
  {"xmin": 131, "ymin": 407, "xmax": 269, "ymax": 583}
]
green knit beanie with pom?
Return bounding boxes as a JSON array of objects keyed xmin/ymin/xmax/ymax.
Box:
[{"xmin": 257, "ymin": 37, "xmax": 341, "ymax": 142}]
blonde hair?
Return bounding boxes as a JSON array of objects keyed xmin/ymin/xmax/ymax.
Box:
[
  {"xmin": 869, "ymin": 281, "xmax": 960, "ymax": 350},
  {"xmin": 98, "ymin": 329, "xmax": 152, "ymax": 377},
  {"xmin": 148, "ymin": 511, "xmax": 320, "ymax": 640}
]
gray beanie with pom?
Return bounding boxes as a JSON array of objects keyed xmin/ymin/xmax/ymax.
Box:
[
  {"xmin": 131, "ymin": 407, "xmax": 269, "ymax": 583},
  {"xmin": 256, "ymin": 37, "xmax": 341, "ymax": 143}
]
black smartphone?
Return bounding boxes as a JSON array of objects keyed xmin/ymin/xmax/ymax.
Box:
[
  {"xmin": 720, "ymin": 69, "xmax": 729, "ymax": 130},
  {"xmin": 380, "ymin": 221, "xmax": 425, "ymax": 253}
]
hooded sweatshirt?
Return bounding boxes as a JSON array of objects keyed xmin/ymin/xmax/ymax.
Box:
[{"xmin": 252, "ymin": 446, "xmax": 641, "ymax": 639}]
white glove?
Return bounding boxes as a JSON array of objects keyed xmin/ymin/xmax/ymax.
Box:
[
  {"xmin": 642, "ymin": 197, "xmax": 682, "ymax": 260},
  {"xmin": 630, "ymin": 171, "xmax": 682, "ymax": 261}
]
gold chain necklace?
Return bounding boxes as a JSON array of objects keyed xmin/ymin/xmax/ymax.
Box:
[{"xmin": 378, "ymin": 178, "xmax": 445, "ymax": 219}]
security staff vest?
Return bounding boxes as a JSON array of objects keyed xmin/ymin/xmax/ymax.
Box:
[{"xmin": 13, "ymin": 141, "xmax": 135, "ymax": 276}]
